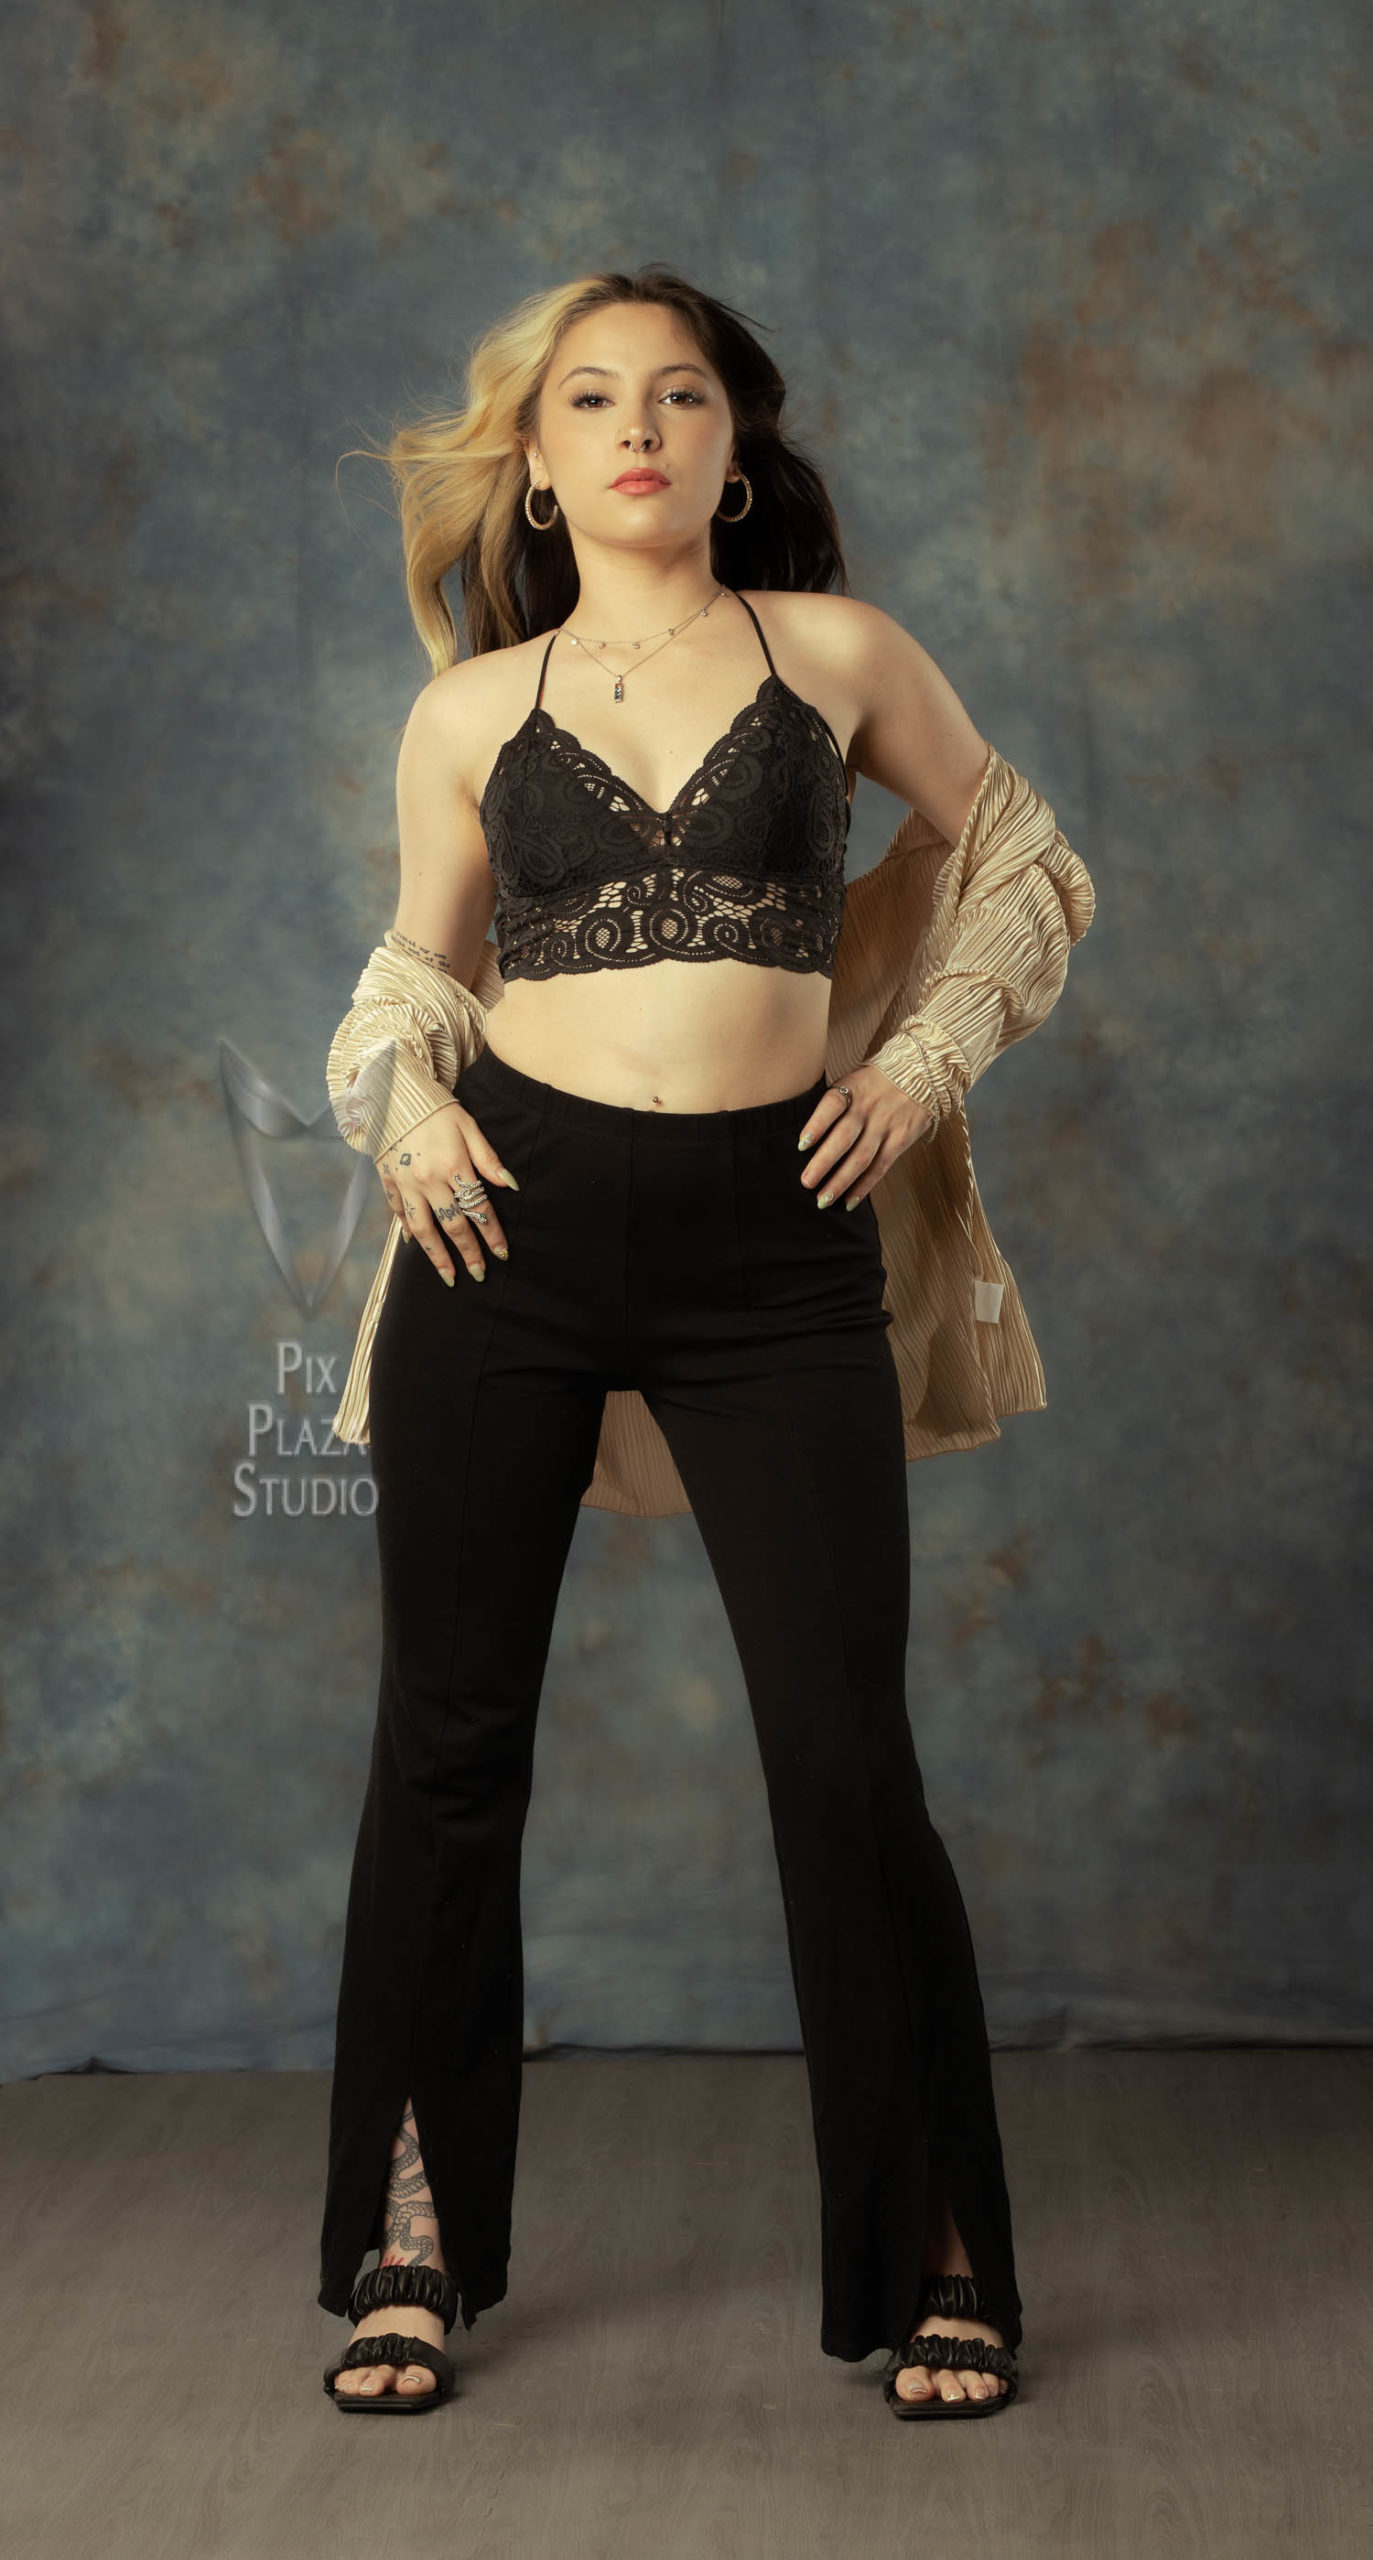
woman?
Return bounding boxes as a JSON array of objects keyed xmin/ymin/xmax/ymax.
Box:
[{"xmin": 318, "ymin": 264, "xmax": 1092, "ymax": 2420}]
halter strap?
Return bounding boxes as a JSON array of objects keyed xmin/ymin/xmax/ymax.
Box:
[
  {"xmin": 533, "ymin": 629, "xmax": 559, "ymax": 710},
  {"xmin": 731, "ymin": 588, "xmax": 778, "ymax": 678}
]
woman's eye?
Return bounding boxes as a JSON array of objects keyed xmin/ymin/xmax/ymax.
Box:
[{"xmin": 570, "ymin": 387, "xmax": 704, "ymax": 409}]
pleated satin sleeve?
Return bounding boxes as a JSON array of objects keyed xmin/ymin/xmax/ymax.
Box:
[
  {"xmin": 326, "ymin": 930, "xmax": 489, "ymax": 1161},
  {"xmin": 866, "ymin": 747, "xmax": 1095, "ymax": 1121},
  {"xmin": 326, "ymin": 932, "xmax": 489, "ymax": 1451}
]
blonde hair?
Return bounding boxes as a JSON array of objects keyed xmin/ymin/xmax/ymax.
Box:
[{"xmin": 345, "ymin": 264, "xmax": 848, "ymax": 677}]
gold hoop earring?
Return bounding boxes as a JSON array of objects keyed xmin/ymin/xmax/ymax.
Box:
[
  {"xmin": 525, "ymin": 484, "xmax": 559, "ymax": 531},
  {"xmin": 714, "ymin": 471, "xmax": 753, "ymax": 523}
]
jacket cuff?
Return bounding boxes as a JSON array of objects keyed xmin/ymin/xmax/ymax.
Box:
[
  {"xmin": 867, "ymin": 1021, "xmax": 967, "ymax": 1137},
  {"xmin": 334, "ymin": 1038, "xmax": 458, "ymax": 1161}
]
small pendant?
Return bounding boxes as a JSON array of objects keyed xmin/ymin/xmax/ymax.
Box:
[{"xmin": 614, "ymin": 677, "xmax": 624, "ymax": 702}]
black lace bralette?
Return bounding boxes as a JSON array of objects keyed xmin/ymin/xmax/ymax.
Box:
[{"xmin": 479, "ymin": 590, "xmax": 851, "ymax": 983}]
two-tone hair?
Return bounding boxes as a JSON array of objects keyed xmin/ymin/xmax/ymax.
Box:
[{"xmin": 341, "ymin": 263, "xmax": 849, "ymax": 673}]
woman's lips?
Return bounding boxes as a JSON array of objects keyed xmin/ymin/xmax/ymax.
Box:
[{"xmin": 613, "ymin": 473, "xmax": 668, "ymax": 491}]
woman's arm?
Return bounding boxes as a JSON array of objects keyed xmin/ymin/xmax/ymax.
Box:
[
  {"xmin": 326, "ymin": 667, "xmax": 498, "ymax": 1158},
  {"xmin": 794, "ymin": 600, "xmax": 1092, "ymax": 1209},
  {"xmin": 388, "ymin": 663, "xmax": 501, "ymax": 985},
  {"xmin": 325, "ymin": 668, "xmax": 516, "ymax": 1281},
  {"xmin": 848, "ymin": 603, "xmax": 1086, "ymax": 1127},
  {"xmin": 844, "ymin": 600, "xmax": 992, "ymax": 848},
  {"xmin": 783, "ymin": 604, "xmax": 966, "ymax": 1195}
]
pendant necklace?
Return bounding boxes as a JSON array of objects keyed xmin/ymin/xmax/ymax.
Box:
[{"xmin": 559, "ymin": 582, "xmax": 728, "ymax": 702}]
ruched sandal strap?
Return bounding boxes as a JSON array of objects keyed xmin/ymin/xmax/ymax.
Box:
[
  {"xmin": 327, "ymin": 2332, "xmax": 451, "ymax": 2379},
  {"xmin": 883, "ymin": 2329, "xmax": 1020, "ymax": 2390},
  {"xmin": 346, "ymin": 2258, "xmax": 460, "ymax": 2335},
  {"xmin": 322, "ymin": 2331, "xmax": 457, "ymax": 2406},
  {"xmin": 882, "ymin": 2268, "xmax": 1022, "ymax": 2415},
  {"xmin": 915, "ymin": 2270, "xmax": 993, "ymax": 2327}
]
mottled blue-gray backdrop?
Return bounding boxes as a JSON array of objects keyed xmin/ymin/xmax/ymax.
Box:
[{"xmin": 3, "ymin": 0, "xmax": 1367, "ymax": 2080}]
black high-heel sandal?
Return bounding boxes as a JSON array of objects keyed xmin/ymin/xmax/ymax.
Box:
[
  {"xmin": 322, "ymin": 2262, "xmax": 460, "ymax": 2415},
  {"xmin": 882, "ymin": 2271, "xmax": 1020, "ymax": 2421}
]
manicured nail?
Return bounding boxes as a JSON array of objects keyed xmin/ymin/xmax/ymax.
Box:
[
  {"xmin": 499, "ymin": 1169, "xmax": 520, "ymax": 1189},
  {"xmin": 844, "ymin": 1196, "xmax": 861, "ymax": 1211},
  {"xmin": 797, "ymin": 1131, "xmax": 814, "ymax": 1150},
  {"xmin": 816, "ymin": 1190, "xmax": 833, "ymax": 1209},
  {"xmin": 441, "ymin": 1269, "xmax": 455, "ymax": 1287},
  {"xmin": 492, "ymin": 1244, "xmax": 508, "ymax": 1260},
  {"xmin": 469, "ymin": 1263, "xmax": 485, "ymax": 1281}
]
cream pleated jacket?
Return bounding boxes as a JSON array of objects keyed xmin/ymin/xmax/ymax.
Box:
[{"xmin": 326, "ymin": 743, "xmax": 1095, "ymax": 1516}]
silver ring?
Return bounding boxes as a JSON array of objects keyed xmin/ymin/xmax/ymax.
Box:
[{"xmin": 450, "ymin": 1174, "xmax": 490, "ymax": 1228}]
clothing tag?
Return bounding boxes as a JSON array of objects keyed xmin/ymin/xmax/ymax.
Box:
[{"xmin": 973, "ymin": 1278, "xmax": 1004, "ymax": 1325}]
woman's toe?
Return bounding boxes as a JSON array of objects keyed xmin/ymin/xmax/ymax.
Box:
[
  {"xmin": 937, "ymin": 2370, "xmax": 966, "ymax": 2401},
  {"xmin": 896, "ymin": 2364, "xmax": 933, "ymax": 2399},
  {"xmin": 398, "ymin": 2365, "xmax": 436, "ymax": 2394}
]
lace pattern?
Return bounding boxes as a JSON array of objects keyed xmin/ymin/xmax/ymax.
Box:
[{"xmin": 482, "ymin": 676, "xmax": 850, "ymax": 982}]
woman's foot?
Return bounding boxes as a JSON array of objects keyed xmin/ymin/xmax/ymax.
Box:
[
  {"xmin": 890, "ymin": 2180, "xmax": 1010, "ymax": 2407},
  {"xmin": 332, "ymin": 2294, "xmax": 448, "ymax": 2399},
  {"xmin": 331, "ymin": 2097, "xmax": 452, "ymax": 2403}
]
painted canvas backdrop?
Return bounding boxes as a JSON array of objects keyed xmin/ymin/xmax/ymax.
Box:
[{"xmin": 2, "ymin": 0, "xmax": 1367, "ymax": 2078}]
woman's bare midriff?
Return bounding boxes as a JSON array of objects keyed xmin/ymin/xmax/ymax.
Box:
[{"xmin": 479, "ymin": 957, "xmax": 834, "ymax": 1113}]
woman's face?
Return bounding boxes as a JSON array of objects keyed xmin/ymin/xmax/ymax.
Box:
[{"xmin": 525, "ymin": 301, "xmax": 737, "ymax": 550}]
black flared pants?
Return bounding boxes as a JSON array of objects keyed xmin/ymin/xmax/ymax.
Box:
[{"xmin": 317, "ymin": 1042, "xmax": 1023, "ymax": 2360}]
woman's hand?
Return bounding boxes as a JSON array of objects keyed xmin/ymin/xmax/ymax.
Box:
[
  {"xmin": 796, "ymin": 1064, "xmax": 935, "ymax": 1209},
  {"xmin": 377, "ymin": 1100, "xmax": 518, "ymax": 1285}
]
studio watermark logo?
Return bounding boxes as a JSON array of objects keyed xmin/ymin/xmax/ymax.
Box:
[
  {"xmin": 233, "ymin": 1340, "xmax": 376, "ymax": 1519},
  {"xmin": 220, "ymin": 1035, "xmax": 398, "ymax": 1520},
  {"xmin": 220, "ymin": 1037, "xmax": 383, "ymax": 1313}
]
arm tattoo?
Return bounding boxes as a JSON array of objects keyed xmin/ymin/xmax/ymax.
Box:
[{"xmin": 391, "ymin": 929, "xmax": 453, "ymax": 975}]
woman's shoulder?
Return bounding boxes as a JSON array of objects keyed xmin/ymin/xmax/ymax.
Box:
[
  {"xmin": 393, "ymin": 633, "xmax": 560, "ymax": 823},
  {"xmin": 417, "ymin": 628, "xmax": 550, "ymax": 719},
  {"xmin": 737, "ymin": 586, "xmax": 922, "ymax": 696},
  {"xmin": 402, "ymin": 632, "xmax": 552, "ymax": 779},
  {"xmin": 738, "ymin": 586, "xmax": 914, "ymax": 667}
]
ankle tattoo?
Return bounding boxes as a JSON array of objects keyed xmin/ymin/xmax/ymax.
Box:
[{"xmin": 379, "ymin": 2095, "xmax": 442, "ymax": 2268}]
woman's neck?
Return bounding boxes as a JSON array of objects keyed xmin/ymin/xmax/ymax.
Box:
[{"xmin": 560, "ymin": 557, "xmax": 726, "ymax": 645}]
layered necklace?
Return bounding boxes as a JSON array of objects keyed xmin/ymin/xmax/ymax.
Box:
[{"xmin": 558, "ymin": 582, "xmax": 728, "ymax": 702}]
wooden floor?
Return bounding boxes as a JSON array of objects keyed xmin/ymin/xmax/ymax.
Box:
[{"xmin": 1, "ymin": 2049, "xmax": 1368, "ymax": 2559}]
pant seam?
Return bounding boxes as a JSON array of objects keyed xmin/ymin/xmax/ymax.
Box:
[
  {"xmin": 773, "ymin": 1385, "xmax": 947, "ymax": 2349},
  {"xmin": 402, "ymin": 1087, "xmax": 551, "ymax": 2302}
]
